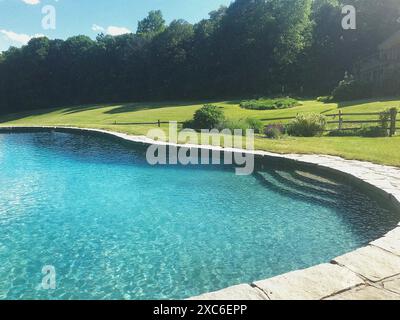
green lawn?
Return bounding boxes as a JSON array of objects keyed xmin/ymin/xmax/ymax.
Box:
[{"xmin": 0, "ymin": 98, "xmax": 399, "ymax": 166}]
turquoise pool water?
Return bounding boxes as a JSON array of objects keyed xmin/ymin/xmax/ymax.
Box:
[{"xmin": 0, "ymin": 131, "xmax": 398, "ymax": 300}]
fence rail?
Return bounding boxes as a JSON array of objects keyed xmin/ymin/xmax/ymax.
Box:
[
  {"xmin": 327, "ymin": 120, "xmax": 386, "ymax": 124},
  {"xmin": 113, "ymin": 120, "xmax": 184, "ymax": 127},
  {"xmin": 325, "ymin": 112, "xmax": 384, "ymax": 117}
]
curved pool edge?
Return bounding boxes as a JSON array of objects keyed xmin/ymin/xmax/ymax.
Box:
[{"xmin": 1, "ymin": 125, "xmax": 400, "ymax": 300}]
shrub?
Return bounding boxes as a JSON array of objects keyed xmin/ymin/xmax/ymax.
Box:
[
  {"xmin": 240, "ymin": 97, "xmax": 299, "ymax": 110},
  {"xmin": 217, "ymin": 118, "xmax": 264, "ymax": 135},
  {"xmin": 244, "ymin": 118, "xmax": 264, "ymax": 133},
  {"xmin": 328, "ymin": 126, "xmax": 388, "ymax": 137},
  {"xmin": 379, "ymin": 109, "xmax": 391, "ymax": 133},
  {"xmin": 218, "ymin": 120, "xmax": 249, "ymax": 135},
  {"xmin": 331, "ymin": 73, "xmax": 372, "ymax": 102},
  {"xmin": 358, "ymin": 126, "xmax": 388, "ymax": 137},
  {"xmin": 327, "ymin": 129, "xmax": 359, "ymax": 137},
  {"xmin": 182, "ymin": 119, "xmax": 195, "ymax": 129},
  {"xmin": 264, "ymin": 123, "xmax": 285, "ymax": 139},
  {"xmin": 287, "ymin": 113, "xmax": 327, "ymax": 137},
  {"xmin": 183, "ymin": 105, "xmax": 225, "ymax": 130}
]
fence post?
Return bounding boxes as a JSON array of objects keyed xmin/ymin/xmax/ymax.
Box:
[
  {"xmin": 338, "ymin": 110, "xmax": 343, "ymax": 130},
  {"xmin": 390, "ymin": 108, "xmax": 397, "ymax": 137},
  {"xmin": 158, "ymin": 120, "xmax": 161, "ymax": 128}
]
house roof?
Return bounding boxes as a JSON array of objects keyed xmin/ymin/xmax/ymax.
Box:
[{"xmin": 379, "ymin": 30, "xmax": 400, "ymax": 50}]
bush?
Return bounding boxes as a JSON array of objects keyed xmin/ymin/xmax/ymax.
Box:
[
  {"xmin": 327, "ymin": 129, "xmax": 360, "ymax": 137},
  {"xmin": 328, "ymin": 126, "xmax": 388, "ymax": 137},
  {"xmin": 218, "ymin": 120, "xmax": 249, "ymax": 135},
  {"xmin": 183, "ymin": 105, "xmax": 225, "ymax": 130},
  {"xmin": 287, "ymin": 113, "xmax": 327, "ymax": 137},
  {"xmin": 240, "ymin": 97, "xmax": 299, "ymax": 110},
  {"xmin": 358, "ymin": 126, "xmax": 388, "ymax": 137},
  {"xmin": 182, "ymin": 119, "xmax": 195, "ymax": 129},
  {"xmin": 379, "ymin": 109, "xmax": 391, "ymax": 132},
  {"xmin": 217, "ymin": 118, "xmax": 264, "ymax": 135},
  {"xmin": 331, "ymin": 73, "xmax": 372, "ymax": 102},
  {"xmin": 244, "ymin": 118, "xmax": 264, "ymax": 133},
  {"xmin": 264, "ymin": 123, "xmax": 285, "ymax": 139}
]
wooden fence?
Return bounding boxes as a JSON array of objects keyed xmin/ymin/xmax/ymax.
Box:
[
  {"xmin": 111, "ymin": 109, "xmax": 399, "ymax": 136},
  {"xmin": 263, "ymin": 109, "xmax": 398, "ymax": 136},
  {"xmin": 324, "ymin": 108, "xmax": 398, "ymax": 136}
]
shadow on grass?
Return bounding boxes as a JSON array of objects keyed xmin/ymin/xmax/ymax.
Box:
[
  {"xmin": 0, "ymin": 108, "xmax": 62, "ymax": 124},
  {"xmin": 337, "ymin": 96, "xmax": 400, "ymax": 108},
  {"xmin": 320, "ymin": 108, "xmax": 338, "ymax": 115},
  {"xmin": 104, "ymin": 102, "xmax": 196, "ymax": 114},
  {"xmin": 103, "ymin": 99, "xmax": 238, "ymax": 114},
  {"xmin": 0, "ymin": 103, "xmax": 114, "ymax": 123},
  {"xmin": 61, "ymin": 103, "xmax": 117, "ymax": 115}
]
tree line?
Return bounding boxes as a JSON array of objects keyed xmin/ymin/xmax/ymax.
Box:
[{"xmin": 0, "ymin": 0, "xmax": 399, "ymax": 114}]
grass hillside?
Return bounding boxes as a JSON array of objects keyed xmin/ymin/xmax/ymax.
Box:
[{"xmin": 0, "ymin": 98, "xmax": 399, "ymax": 166}]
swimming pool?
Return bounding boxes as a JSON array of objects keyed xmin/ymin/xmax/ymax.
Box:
[{"xmin": 0, "ymin": 131, "xmax": 398, "ymax": 299}]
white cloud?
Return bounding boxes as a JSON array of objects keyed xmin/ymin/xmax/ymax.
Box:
[
  {"xmin": 106, "ymin": 26, "xmax": 131, "ymax": 36},
  {"xmin": 92, "ymin": 24, "xmax": 105, "ymax": 32},
  {"xmin": 22, "ymin": 0, "xmax": 41, "ymax": 5},
  {"xmin": 1, "ymin": 30, "xmax": 31, "ymax": 44},
  {"xmin": 0, "ymin": 29, "xmax": 44, "ymax": 47},
  {"xmin": 92, "ymin": 24, "xmax": 131, "ymax": 36}
]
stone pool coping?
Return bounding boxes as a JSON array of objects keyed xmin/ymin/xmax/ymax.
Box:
[{"xmin": 1, "ymin": 125, "xmax": 400, "ymax": 300}]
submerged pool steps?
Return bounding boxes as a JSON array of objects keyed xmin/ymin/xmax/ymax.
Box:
[
  {"xmin": 273, "ymin": 170, "xmax": 340, "ymax": 196},
  {"xmin": 292, "ymin": 170, "xmax": 341, "ymax": 187},
  {"xmin": 255, "ymin": 171, "xmax": 337, "ymax": 206}
]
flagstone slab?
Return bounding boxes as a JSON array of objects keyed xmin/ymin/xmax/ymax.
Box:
[
  {"xmin": 189, "ymin": 284, "xmax": 269, "ymax": 300},
  {"xmin": 326, "ymin": 285, "xmax": 400, "ymax": 300},
  {"xmin": 384, "ymin": 227, "xmax": 400, "ymax": 239},
  {"xmin": 333, "ymin": 246, "xmax": 400, "ymax": 282},
  {"xmin": 252, "ymin": 263, "xmax": 363, "ymax": 300},
  {"xmin": 382, "ymin": 275, "xmax": 400, "ymax": 295},
  {"xmin": 371, "ymin": 228, "xmax": 400, "ymax": 256}
]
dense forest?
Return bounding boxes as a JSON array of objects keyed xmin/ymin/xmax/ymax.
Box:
[{"xmin": 0, "ymin": 0, "xmax": 399, "ymax": 114}]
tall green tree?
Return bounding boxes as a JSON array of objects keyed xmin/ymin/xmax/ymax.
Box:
[
  {"xmin": 137, "ymin": 10, "xmax": 166, "ymax": 39},
  {"xmin": 148, "ymin": 19, "xmax": 194, "ymax": 98}
]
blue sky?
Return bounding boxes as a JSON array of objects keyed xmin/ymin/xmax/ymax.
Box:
[{"xmin": 0, "ymin": 0, "xmax": 232, "ymax": 52}]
